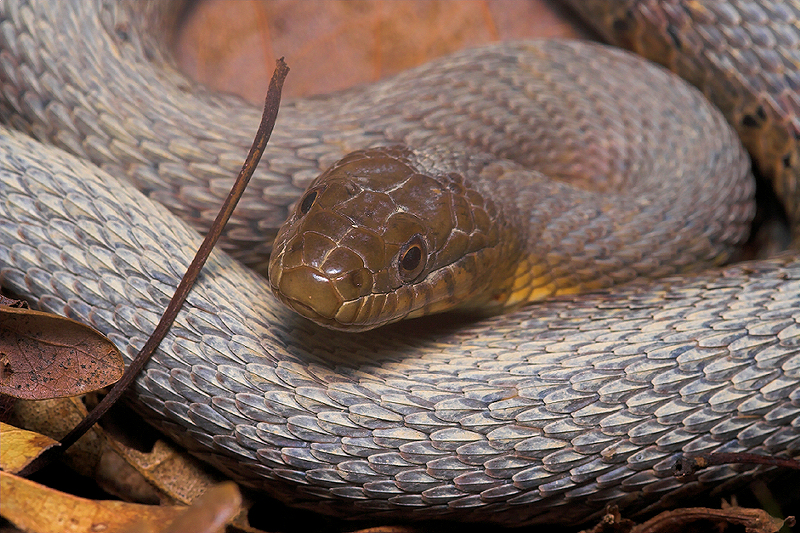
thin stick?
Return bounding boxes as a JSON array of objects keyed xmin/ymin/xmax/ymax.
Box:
[
  {"xmin": 674, "ymin": 451, "xmax": 800, "ymax": 477},
  {"xmin": 18, "ymin": 58, "xmax": 290, "ymax": 477}
]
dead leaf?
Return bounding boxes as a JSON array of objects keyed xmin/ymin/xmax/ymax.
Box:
[
  {"xmin": 162, "ymin": 481, "xmax": 242, "ymax": 533},
  {"xmin": 1, "ymin": 471, "xmax": 244, "ymax": 533},
  {"xmin": 8, "ymin": 398, "xmax": 265, "ymax": 531},
  {"xmin": 11, "ymin": 397, "xmax": 165, "ymax": 506},
  {"xmin": 0, "ymin": 306, "xmax": 124, "ymax": 399},
  {"xmin": 10, "ymin": 396, "xmax": 106, "ymax": 478},
  {"xmin": 10, "ymin": 396, "xmax": 258, "ymax": 527},
  {"xmin": 106, "ymin": 438, "xmax": 222, "ymax": 506},
  {"xmin": 0, "ymin": 470, "xmax": 184, "ymax": 533},
  {"xmin": 175, "ymin": 0, "xmax": 585, "ymax": 102},
  {"xmin": 0, "ymin": 422, "xmax": 59, "ymax": 473},
  {"xmin": 97, "ymin": 447, "xmax": 164, "ymax": 505}
]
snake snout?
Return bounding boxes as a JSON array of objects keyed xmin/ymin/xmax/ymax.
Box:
[{"xmin": 269, "ymin": 228, "xmax": 378, "ymax": 328}]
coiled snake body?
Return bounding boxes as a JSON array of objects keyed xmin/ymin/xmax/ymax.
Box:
[{"xmin": 1, "ymin": 0, "xmax": 799, "ymax": 526}]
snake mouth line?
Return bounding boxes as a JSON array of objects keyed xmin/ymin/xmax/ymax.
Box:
[
  {"xmin": 283, "ymin": 296, "xmax": 329, "ymax": 324},
  {"xmin": 274, "ymin": 288, "xmax": 353, "ymax": 330},
  {"xmin": 281, "ymin": 298, "xmax": 364, "ymax": 331}
]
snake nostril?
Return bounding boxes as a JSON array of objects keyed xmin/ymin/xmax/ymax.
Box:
[
  {"xmin": 289, "ymin": 237, "xmax": 304, "ymax": 254},
  {"xmin": 334, "ymin": 268, "xmax": 373, "ymax": 300}
]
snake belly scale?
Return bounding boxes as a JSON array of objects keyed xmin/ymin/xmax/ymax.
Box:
[{"xmin": 0, "ymin": 0, "xmax": 799, "ymax": 526}]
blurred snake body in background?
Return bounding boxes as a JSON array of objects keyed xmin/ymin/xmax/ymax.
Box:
[{"xmin": 1, "ymin": 0, "xmax": 799, "ymax": 526}]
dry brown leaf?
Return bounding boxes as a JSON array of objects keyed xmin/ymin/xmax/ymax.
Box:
[
  {"xmin": 0, "ymin": 422, "xmax": 58, "ymax": 473},
  {"xmin": 105, "ymin": 433, "xmax": 270, "ymax": 530},
  {"xmin": 10, "ymin": 395, "xmax": 256, "ymax": 527},
  {"xmin": 0, "ymin": 306, "xmax": 124, "ymax": 400},
  {"xmin": 10, "ymin": 397, "xmax": 106, "ymax": 477},
  {"xmin": 107, "ymin": 438, "xmax": 222, "ymax": 506},
  {"xmin": 96, "ymin": 447, "xmax": 165, "ymax": 505},
  {"xmin": 11, "ymin": 397, "xmax": 168, "ymax": 505},
  {"xmin": 175, "ymin": 0, "xmax": 585, "ymax": 102},
  {"xmin": 162, "ymin": 481, "xmax": 242, "ymax": 533},
  {"xmin": 1, "ymin": 471, "xmax": 243, "ymax": 533},
  {"xmin": 105, "ymin": 438, "xmax": 267, "ymax": 531},
  {"xmin": 0, "ymin": 470, "xmax": 185, "ymax": 533}
]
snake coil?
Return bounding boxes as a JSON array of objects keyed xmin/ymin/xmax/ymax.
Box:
[{"xmin": 0, "ymin": 0, "xmax": 799, "ymax": 526}]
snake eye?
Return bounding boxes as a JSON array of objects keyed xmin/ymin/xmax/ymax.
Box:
[
  {"xmin": 298, "ymin": 190, "xmax": 318, "ymax": 215},
  {"xmin": 397, "ymin": 235, "xmax": 427, "ymax": 282}
]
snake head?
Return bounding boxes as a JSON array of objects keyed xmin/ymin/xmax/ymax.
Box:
[{"xmin": 268, "ymin": 146, "xmax": 521, "ymax": 331}]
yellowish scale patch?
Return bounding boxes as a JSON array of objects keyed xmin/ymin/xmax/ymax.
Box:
[
  {"xmin": 498, "ymin": 253, "xmax": 620, "ymax": 311},
  {"xmin": 501, "ymin": 255, "xmax": 557, "ymax": 308}
]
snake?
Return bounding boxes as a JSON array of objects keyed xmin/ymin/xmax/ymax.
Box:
[{"xmin": 1, "ymin": 0, "xmax": 799, "ymax": 526}]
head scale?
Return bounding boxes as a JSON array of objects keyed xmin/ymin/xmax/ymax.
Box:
[{"xmin": 268, "ymin": 146, "xmax": 521, "ymax": 331}]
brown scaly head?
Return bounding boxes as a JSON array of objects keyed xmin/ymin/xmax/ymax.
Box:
[{"xmin": 268, "ymin": 146, "xmax": 526, "ymax": 331}]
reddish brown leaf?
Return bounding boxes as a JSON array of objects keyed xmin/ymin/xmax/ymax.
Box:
[
  {"xmin": 175, "ymin": 0, "xmax": 586, "ymax": 103},
  {"xmin": 0, "ymin": 307, "xmax": 124, "ymax": 400},
  {"xmin": 163, "ymin": 482, "xmax": 242, "ymax": 533}
]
